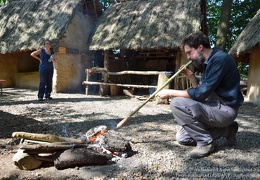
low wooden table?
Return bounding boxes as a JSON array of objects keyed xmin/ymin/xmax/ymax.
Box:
[{"xmin": 0, "ymin": 79, "xmax": 6, "ymax": 95}]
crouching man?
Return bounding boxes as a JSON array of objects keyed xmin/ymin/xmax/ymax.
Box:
[{"xmin": 157, "ymin": 31, "xmax": 244, "ymax": 158}]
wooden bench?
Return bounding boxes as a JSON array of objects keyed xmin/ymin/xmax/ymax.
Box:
[{"xmin": 0, "ymin": 79, "xmax": 6, "ymax": 95}]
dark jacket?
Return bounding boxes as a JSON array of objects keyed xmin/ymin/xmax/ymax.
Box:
[{"xmin": 187, "ymin": 47, "xmax": 244, "ymax": 107}]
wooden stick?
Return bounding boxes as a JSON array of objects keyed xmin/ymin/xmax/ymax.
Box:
[
  {"xmin": 116, "ymin": 60, "xmax": 193, "ymax": 128},
  {"xmin": 85, "ymin": 68, "xmax": 171, "ymax": 75},
  {"xmin": 12, "ymin": 132, "xmax": 83, "ymax": 144},
  {"xmin": 21, "ymin": 143, "xmax": 88, "ymax": 154},
  {"xmin": 21, "ymin": 139, "xmax": 78, "ymax": 145},
  {"xmin": 107, "ymin": 71, "xmax": 169, "ymax": 75},
  {"xmin": 82, "ymin": 81, "xmax": 157, "ymax": 89}
]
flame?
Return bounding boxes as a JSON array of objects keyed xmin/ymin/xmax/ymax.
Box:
[{"xmin": 88, "ymin": 129, "xmax": 106, "ymax": 144}]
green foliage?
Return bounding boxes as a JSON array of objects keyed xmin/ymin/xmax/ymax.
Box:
[
  {"xmin": 207, "ymin": 0, "xmax": 259, "ymax": 78},
  {"xmin": 237, "ymin": 62, "xmax": 249, "ymax": 80},
  {"xmin": 207, "ymin": 0, "xmax": 222, "ymax": 46},
  {"xmin": 0, "ymin": 0, "xmax": 20, "ymax": 6},
  {"xmin": 99, "ymin": 0, "xmax": 115, "ymax": 11},
  {"xmin": 0, "ymin": 0, "xmax": 7, "ymax": 5},
  {"xmin": 229, "ymin": 0, "xmax": 260, "ymax": 49},
  {"xmin": 207, "ymin": 0, "xmax": 260, "ymax": 51}
]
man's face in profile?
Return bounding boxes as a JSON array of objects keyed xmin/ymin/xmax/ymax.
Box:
[{"xmin": 184, "ymin": 45, "xmax": 205, "ymax": 69}]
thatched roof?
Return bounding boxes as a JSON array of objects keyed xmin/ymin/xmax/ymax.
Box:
[
  {"xmin": 0, "ymin": 0, "xmax": 85, "ymax": 54},
  {"xmin": 229, "ymin": 9, "xmax": 260, "ymax": 57},
  {"xmin": 89, "ymin": 0, "xmax": 203, "ymax": 51}
]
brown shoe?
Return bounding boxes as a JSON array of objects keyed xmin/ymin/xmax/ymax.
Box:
[
  {"xmin": 225, "ymin": 121, "xmax": 238, "ymax": 147},
  {"xmin": 189, "ymin": 144, "xmax": 214, "ymax": 159},
  {"xmin": 177, "ymin": 140, "xmax": 197, "ymax": 146}
]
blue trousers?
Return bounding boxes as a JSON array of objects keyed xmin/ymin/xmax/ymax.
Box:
[
  {"xmin": 170, "ymin": 97, "xmax": 239, "ymax": 146},
  {"xmin": 38, "ymin": 68, "xmax": 53, "ymax": 99}
]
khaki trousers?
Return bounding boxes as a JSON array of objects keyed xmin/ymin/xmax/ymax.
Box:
[{"xmin": 170, "ymin": 97, "xmax": 239, "ymax": 146}]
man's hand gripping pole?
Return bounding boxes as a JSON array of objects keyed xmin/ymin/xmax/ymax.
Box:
[{"xmin": 116, "ymin": 60, "xmax": 193, "ymax": 128}]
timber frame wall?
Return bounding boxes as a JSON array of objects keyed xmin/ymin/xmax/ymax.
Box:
[{"xmin": 83, "ymin": 49, "xmax": 190, "ymax": 96}]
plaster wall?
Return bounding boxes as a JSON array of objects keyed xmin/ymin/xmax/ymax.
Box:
[
  {"xmin": 53, "ymin": 11, "xmax": 93, "ymax": 93},
  {"xmin": 53, "ymin": 53, "xmax": 88, "ymax": 92},
  {"xmin": 246, "ymin": 48, "xmax": 260, "ymax": 106},
  {"xmin": 0, "ymin": 54, "xmax": 18, "ymax": 87},
  {"xmin": 16, "ymin": 72, "xmax": 39, "ymax": 89}
]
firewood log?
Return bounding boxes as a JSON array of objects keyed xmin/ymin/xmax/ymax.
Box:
[
  {"xmin": 21, "ymin": 143, "xmax": 88, "ymax": 154},
  {"xmin": 12, "ymin": 132, "xmax": 83, "ymax": 144},
  {"xmin": 53, "ymin": 148, "xmax": 111, "ymax": 169}
]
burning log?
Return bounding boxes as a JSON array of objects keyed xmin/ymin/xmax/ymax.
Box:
[
  {"xmin": 12, "ymin": 126, "xmax": 134, "ymax": 170},
  {"xmin": 53, "ymin": 148, "xmax": 111, "ymax": 170},
  {"xmin": 85, "ymin": 125, "xmax": 107, "ymax": 143},
  {"xmin": 102, "ymin": 132, "xmax": 132, "ymax": 153}
]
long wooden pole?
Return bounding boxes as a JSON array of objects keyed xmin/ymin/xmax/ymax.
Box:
[
  {"xmin": 116, "ymin": 60, "xmax": 192, "ymax": 128},
  {"xmin": 83, "ymin": 81, "xmax": 157, "ymax": 89}
]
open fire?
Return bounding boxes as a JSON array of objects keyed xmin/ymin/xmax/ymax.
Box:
[{"xmin": 12, "ymin": 125, "xmax": 133, "ymax": 170}]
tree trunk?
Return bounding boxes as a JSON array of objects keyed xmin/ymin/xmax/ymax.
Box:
[{"xmin": 216, "ymin": 0, "xmax": 233, "ymax": 51}]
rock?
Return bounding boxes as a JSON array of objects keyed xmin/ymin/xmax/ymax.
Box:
[{"xmin": 12, "ymin": 149, "xmax": 42, "ymax": 170}]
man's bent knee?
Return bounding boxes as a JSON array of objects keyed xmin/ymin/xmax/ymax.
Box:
[
  {"xmin": 170, "ymin": 97, "xmax": 187, "ymax": 106},
  {"xmin": 176, "ymin": 127, "xmax": 196, "ymax": 146}
]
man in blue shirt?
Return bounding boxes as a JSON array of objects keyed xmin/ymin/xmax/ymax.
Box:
[{"xmin": 157, "ymin": 31, "xmax": 244, "ymax": 158}]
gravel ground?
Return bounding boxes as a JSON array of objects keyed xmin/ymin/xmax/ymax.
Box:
[{"xmin": 0, "ymin": 88, "xmax": 259, "ymax": 180}]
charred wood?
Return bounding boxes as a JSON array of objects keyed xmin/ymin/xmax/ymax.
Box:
[{"xmin": 53, "ymin": 148, "xmax": 111, "ymax": 169}]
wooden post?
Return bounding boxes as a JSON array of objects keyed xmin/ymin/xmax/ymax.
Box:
[
  {"xmin": 174, "ymin": 49, "xmax": 187, "ymax": 89},
  {"xmin": 0, "ymin": 79, "xmax": 6, "ymax": 95},
  {"xmin": 174, "ymin": 50, "xmax": 181, "ymax": 89},
  {"xmin": 85, "ymin": 69, "xmax": 90, "ymax": 95},
  {"xmin": 100, "ymin": 50, "xmax": 110, "ymax": 96},
  {"xmin": 156, "ymin": 73, "xmax": 170, "ymax": 104}
]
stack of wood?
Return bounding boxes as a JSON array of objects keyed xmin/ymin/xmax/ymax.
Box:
[{"xmin": 12, "ymin": 126, "xmax": 132, "ymax": 170}]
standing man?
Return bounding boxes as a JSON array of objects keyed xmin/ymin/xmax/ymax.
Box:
[
  {"xmin": 31, "ymin": 40, "xmax": 55, "ymax": 101},
  {"xmin": 157, "ymin": 31, "xmax": 244, "ymax": 158}
]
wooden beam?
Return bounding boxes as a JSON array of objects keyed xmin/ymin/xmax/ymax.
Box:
[
  {"xmin": 100, "ymin": 50, "xmax": 110, "ymax": 96},
  {"xmin": 83, "ymin": 81, "xmax": 157, "ymax": 89},
  {"xmin": 107, "ymin": 71, "xmax": 169, "ymax": 75},
  {"xmin": 85, "ymin": 67, "xmax": 171, "ymax": 76}
]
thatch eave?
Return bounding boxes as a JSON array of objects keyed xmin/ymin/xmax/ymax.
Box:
[
  {"xmin": 0, "ymin": 0, "xmax": 83, "ymax": 54},
  {"xmin": 229, "ymin": 9, "xmax": 260, "ymax": 58},
  {"xmin": 88, "ymin": 0, "xmax": 202, "ymax": 51}
]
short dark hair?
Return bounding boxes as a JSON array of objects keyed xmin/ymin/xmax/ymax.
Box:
[
  {"xmin": 182, "ymin": 31, "xmax": 210, "ymax": 49},
  {"xmin": 44, "ymin": 40, "xmax": 51, "ymax": 46}
]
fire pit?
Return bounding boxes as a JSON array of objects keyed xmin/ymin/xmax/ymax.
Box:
[{"xmin": 12, "ymin": 125, "xmax": 133, "ymax": 170}]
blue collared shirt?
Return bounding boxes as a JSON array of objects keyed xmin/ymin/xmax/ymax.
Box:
[{"xmin": 187, "ymin": 47, "xmax": 244, "ymax": 107}]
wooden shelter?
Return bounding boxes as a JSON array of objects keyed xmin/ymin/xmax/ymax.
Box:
[
  {"xmin": 229, "ymin": 9, "xmax": 260, "ymax": 106},
  {"xmin": 0, "ymin": 0, "xmax": 102, "ymax": 93},
  {"xmin": 86, "ymin": 0, "xmax": 207, "ymax": 95}
]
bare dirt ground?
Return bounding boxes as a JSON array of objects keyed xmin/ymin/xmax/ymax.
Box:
[{"xmin": 0, "ymin": 88, "xmax": 259, "ymax": 180}]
